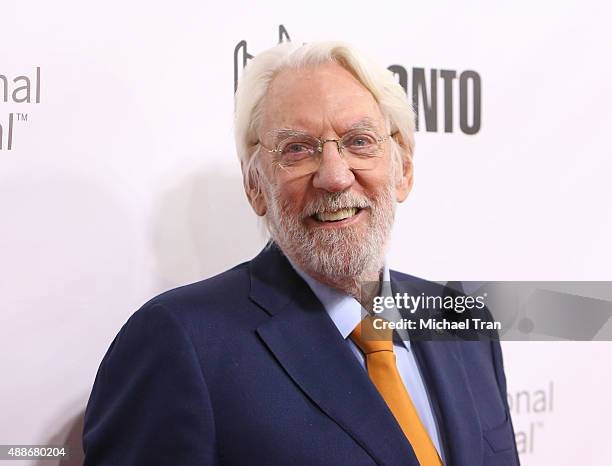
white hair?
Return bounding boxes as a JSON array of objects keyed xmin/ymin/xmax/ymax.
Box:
[{"xmin": 233, "ymin": 41, "xmax": 416, "ymax": 200}]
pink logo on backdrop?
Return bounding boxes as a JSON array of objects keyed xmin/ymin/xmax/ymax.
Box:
[{"xmin": 0, "ymin": 67, "xmax": 41, "ymax": 151}]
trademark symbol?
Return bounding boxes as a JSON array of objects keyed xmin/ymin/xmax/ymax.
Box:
[{"xmin": 16, "ymin": 113, "xmax": 28, "ymax": 122}]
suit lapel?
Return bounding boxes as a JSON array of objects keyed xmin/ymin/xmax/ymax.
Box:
[
  {"xmin": 391, "ymin": 272, "xmax": 484, "ymax": 466},
  {"xmin": 250, "ymin": 244, "xmax": 418, "ymax": 466}
]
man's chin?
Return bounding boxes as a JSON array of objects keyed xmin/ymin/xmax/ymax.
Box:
[
  {"xmin": 290, "ymin": 233, "xmax": 378, "ymax": 277},
  {"xmin": 299, "ymin": 224, "xmax": 366, "ymax": 249}
]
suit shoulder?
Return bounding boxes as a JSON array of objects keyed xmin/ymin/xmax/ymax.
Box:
[
  {"xmin": 148, "ymin": 261, "xmax": 250, "ymax": 306},
  {"xmin": 94, "ymin": 261, "xmax": 258, "ymax": 386},
  {"xmin": 130, "ymin": 260, "xmax": 259, "ymax": 330},
  {"xmin": 389, "ymin": 269, "xmax": 448, "ymax": 295}
]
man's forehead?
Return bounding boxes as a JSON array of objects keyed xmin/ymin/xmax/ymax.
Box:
[{"xmin": 261, "ymin": 63, "xmax": 384, "ymax": 134}]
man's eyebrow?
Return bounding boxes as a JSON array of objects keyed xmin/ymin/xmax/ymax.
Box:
[
  {"xmin": 266, "ymin": 128, "xmax": 312, "ymax": 143},
  {"xmin": 346, "ymin": 118, "xmax": 380, "ymax": 132},
  {"xmin": 262, "ymin": 118, "xmax": 381, "ymax": 144}
]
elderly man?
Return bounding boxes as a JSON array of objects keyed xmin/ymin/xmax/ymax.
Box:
[{"xmin": 83, "ymin": 42, "xmax": 520, "ymax": 466}]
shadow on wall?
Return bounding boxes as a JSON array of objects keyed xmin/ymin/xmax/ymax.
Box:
[
  {"xmin": 3, "ymin": 169, "xmax": 143, "ymax": 466},
  {"xmin": 35, "ymin": 411, "xmax": 84, "ymax": 466},
  {"xmin": 151, "ymin": 166, "xmax": 267, "ymax": 289},
  {"xmin": 39, "ymin": 167, "xmax": 266, "ymax": 464}
]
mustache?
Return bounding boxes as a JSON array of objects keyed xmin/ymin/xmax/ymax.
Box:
[{"xmin": 300, "ymin": 192, "xmax": 373, "ymax": 218}]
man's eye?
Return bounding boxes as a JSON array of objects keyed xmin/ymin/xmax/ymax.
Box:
[
  {"xmin": 345, "ymin": 134, "xmax": 376, "ymax": 148},
  {"xmin": 281, "ymin": 143, "xmax": 314, "ymax": 154}
]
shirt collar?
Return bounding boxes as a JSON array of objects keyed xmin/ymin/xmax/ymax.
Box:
[{"xmin": 287, "ymin": 255, "xmax": 389, "ymax": 340}]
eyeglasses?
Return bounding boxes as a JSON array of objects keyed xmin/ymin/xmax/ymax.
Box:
[{"xmin": 258, "ymin": 128, "xmax": 393, "ymax": 176}]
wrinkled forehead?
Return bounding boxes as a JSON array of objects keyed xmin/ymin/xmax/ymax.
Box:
[{"xmin": 259, "ymin": 62, "xmax": 386, "ymax": 137}]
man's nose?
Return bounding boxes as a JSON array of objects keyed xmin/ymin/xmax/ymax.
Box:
[{"xmin": 311, "ymin": 141, "xmax": 355, "ymax": 192}]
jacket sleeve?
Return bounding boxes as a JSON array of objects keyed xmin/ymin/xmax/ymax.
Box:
[
  {"xmin": 83, "ymin": 303, "xmax": 217, "ymax": 465},
  {"xmin": 490, "ymin": 340, "xmax": 522, "ymax": 465}
]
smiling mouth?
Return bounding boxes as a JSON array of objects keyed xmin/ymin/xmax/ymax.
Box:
[{"xmin": 312, "ymin": 207, "xmax": 362, "ymax": 222}]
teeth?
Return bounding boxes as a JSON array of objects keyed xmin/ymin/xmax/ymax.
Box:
[{"xmin": 315, "ymin": 208, "xmax": 358, "ymax": 222}]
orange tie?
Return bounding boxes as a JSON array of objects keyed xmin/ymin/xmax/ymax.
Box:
[{"xmin": 350, "ymin": 316, "xmax": 442, "ymax": 466}]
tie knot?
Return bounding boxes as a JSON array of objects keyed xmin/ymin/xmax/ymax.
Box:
[{"xmin": 349, "ymin": 316, "xmax": 394, "ymax": 354}]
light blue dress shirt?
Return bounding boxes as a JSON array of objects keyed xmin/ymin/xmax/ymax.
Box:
[{"xmin": 287, "ymin": 258, "xmax": 446, "ymax": 463}]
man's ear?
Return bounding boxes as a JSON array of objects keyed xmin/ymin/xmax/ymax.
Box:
[
  {"xmin": 392, "ymin": 133, "xmax": 414, "ymax": 203},
  {"xmin": 242, "ymin": 159, "xmax": 267, "ymax": 216},
  {"xmin": 249, "ymin": 189, "xmax": 267, "ymax": 216}
]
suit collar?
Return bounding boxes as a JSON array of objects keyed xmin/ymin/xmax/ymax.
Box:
[{"xmin": 248, "ymin": 242, "xmax": 297, "ymax": 317}]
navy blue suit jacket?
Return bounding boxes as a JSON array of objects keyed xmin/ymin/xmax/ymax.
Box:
[{"xmin": 83, "ymin": 243, "xmax": 520, "ymax": 465}]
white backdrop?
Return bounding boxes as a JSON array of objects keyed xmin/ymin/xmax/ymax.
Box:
[{"xmin": 1, "ymin": 1, "xmax": 611, "ymax": 465}]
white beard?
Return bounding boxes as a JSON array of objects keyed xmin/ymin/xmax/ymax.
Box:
[{"xmin": 264, "ymin": 182, "xmax": 396, "ymax": 282}]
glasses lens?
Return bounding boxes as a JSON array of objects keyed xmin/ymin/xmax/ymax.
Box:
[
  {"xmin": 275, "ymin": 135, "xmax": 319, "ymax": 172},
  {"xmin": 341, "ymin": 130, "xmax": 384, "ymax": 169}
]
